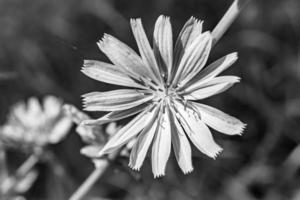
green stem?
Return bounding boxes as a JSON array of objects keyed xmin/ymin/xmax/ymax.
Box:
[{"xmin": 212, "ymin": 0, "xmax": 251, "ymax": 46}]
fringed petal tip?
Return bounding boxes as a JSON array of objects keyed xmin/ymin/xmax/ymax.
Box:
[
  {"xmin": 189, "ymin": 16, "xmax": 203, "ymax": 24},
  {"xmin": 153, "ymin": 172, "xmax": 165, "ymax": 179},
  {"xmin": 97, "ymin": 33, "xmax": 112, "ymax": 47},
  {"xmin": 157, "ymin": 15, "xmax": 170, "ymax": 21},
  {"xmin": 182, "ymin": 167, "xmax": 194, "ymax": 175},
  {"xmin": 236, "ymin": 123, "xmax": 247, "ymax": 136},
  {"xmin": 211, "ymin": 147, "xmax": 223, "ymax": 160},
  {"xmin": 128, "ymin": 163, "xmax": 141, "ymax": 171},
  {"xmin": 130, "ymin": 18, "xmax": 141, "ymax": 24}
]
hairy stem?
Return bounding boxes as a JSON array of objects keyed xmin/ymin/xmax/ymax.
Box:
[{"xmin": 212, "ymin": 0, "xmax": 251, "ymax": 46}]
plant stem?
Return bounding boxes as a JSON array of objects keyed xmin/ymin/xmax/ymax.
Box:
[
  {"xmin": 1, "ymin": 154, "xmax": 39, "ymax": 194},
  {"xmin": 212, "ymin": 0, "xmax": 251, "ymax": 46},
  {"xmin": 69, "ymin": 160, "xmax": 110, "ymax": 200},
  {"xmin": 0, "ymin": 147, "xmax": 8, "ymax": 180},
  {"xmin": 15, "ymin": 154, "xmax": 39, "ymax": 178}
]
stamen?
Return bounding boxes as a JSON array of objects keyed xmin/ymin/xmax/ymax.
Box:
[{"xmin": 140, "ymin": 76, "xmax": 162, "ymax": 91}]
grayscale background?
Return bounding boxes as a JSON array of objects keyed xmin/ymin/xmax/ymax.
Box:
[{"xmin": 1, "ymin": 0, "xmax": 300, "ymax": 199}]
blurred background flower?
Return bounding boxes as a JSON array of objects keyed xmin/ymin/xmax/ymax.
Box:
[
  {"xmin": 0, "ymin": 96, "xmax": 72, "ymax": 152},
  {"xmin": 1, "ymin": 0, "xmax": 300, "ymax": 199}
]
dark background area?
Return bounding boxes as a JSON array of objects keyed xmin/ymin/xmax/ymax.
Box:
[{"xmin": 1, "ymin": 0, "xmax": 300, "ymax": 199}]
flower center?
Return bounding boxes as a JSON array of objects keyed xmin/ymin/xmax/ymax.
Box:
[{"xmin": 153, "ymin": 87, "xmax": 178, "ymax": 102}]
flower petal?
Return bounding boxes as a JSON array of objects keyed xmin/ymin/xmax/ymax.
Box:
[
  {"xmin": 130, "ymin": 18, "xmax": 163, "ymax": 84},
  {"xmin": 153, "ymin": 15, "xmax": 173, "ymax": 81},
  {"xmin": 43, "ymin": 96, "xmax": 62, "ymax": 119},
  {"xmin": 83, "ymin": 90, "xmax": 153, "ymax": 112},
  {"xmin": 98, "ymin": 34, "xmax": 152, "ymax": 80},
  {"xmin": 83, "ymin": 89, "xmax": 146, "ymax": 105},
  {"xmin": 182, "ymin": 53, "xmax": 238, "ymax": 90},
  {"xmin": 169, "ymin": 109, "xmax": 193, "ymax": 174},
  {"xmin": 83, "ymin": 103, "xmax": 149, "ymax": 125},
  {"xmin": 48, "ymin": 117, "xmax": 72, "ymax": 144},
  {"xmin": 172, "ymin": 32, "xmax": 212, "ymax": 87},
  {"xmin": 172, "ymin": 17, "xmax": 203, "ymax": 82},
  {"xmin": 98, "ymin": 106, "xmax": 156, "ymax": 155},
  {"xmin": 183, "ymin": 75, "xmax": 240, "ymax": 93},
  {"xmin": 22, "ymin": 97, "xmax": 42, "ymax": 127},
  {"xmin": 183, "ymin": 76, "xmax": 240, "ymax": 100},
  {"xmin": 81, "ymin": 145, "xmax": 103, "ymax": 158},
  {"xmin": 193, "ymin": 103, "xmax": 246, "ymax": 135},
  {"xmin": 151, "ymin": 106, "xmax": 172, "ymax": 178},
  {"xmin": 129, "ymin": 105, "xmax": 160, "ymax": 170},
  {"xmin": 184, "ymin": 83, "xmax": 234, "ymax": 100},
  {"xmin": 174, "ymin": 101, "xmax": 222, "ymax": 158},
  {"xmin": 82, "ymin": 60, "xmax": 145, "ymax": 89}
]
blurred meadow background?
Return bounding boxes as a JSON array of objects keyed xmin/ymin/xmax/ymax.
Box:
[{"xmin": 1, "ymin": 0, "xmax": 300, "ymax": 199}]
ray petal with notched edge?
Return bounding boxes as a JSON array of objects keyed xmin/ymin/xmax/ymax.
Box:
[
  {"xmin": 183, "ymin": 76, "xmax": 240, "ymax": 100},
  {"xmin": 130, "ymin": 18, "xmax": 163, "ymax": 84},
  {"xmin": 179, "ymin": 33, "xmax": 212, "ymax": 85},
  {"xmin": 151, "ymin": 106, "xmax": 172, "ymax": 178},
  {"xmin": 192, "ymin": 103, "xmax": 246, "ymax": 135},
  {"xmin": 175, "ymin": 101, "xmax": 223, "ymax": 158},
  {"xmin": 169, "ymin": 107, "xmax": 193, "ymax": 174},
  {"xmin": 97, "ymin": 34, "xmax": 152, "ymax": 80},
  {"xmin": 172, "ymin": 32, "xmax": 212, "ymax": 87},
  {"xmin": 82, "ymin": 89, "xmax": 147, "ymax": 105},
  {"xmin": 84, "ymin": 94, "xmax": 153, "ymax": 112},
  {"xmin": 129, "ymin": 105, "xmax": 161, "ymax": 170},
  {"xmin": 98, "ymin": 106, "xmax": 157, "ymax": 155},
  {"xmin": 153, "ymin": 15, "xmax": 173, "ymax": 81},
  {"xmin": 182, "ymin": 52, "xmax": 238, "ymax": 90},
  {"xmin": 82, "ymin": 60, "xmax": 145, "ymax": 89},
  {"xmin": 172, "ymin": 17, "xmax": 203, "ymax": 82},
  {"xmin": 83, "ymin": 103, "xmax": 150, "ymax": 125},
  {"xmin": 182, "ymin": 76, "xmax": 240, "ymax": 94}
]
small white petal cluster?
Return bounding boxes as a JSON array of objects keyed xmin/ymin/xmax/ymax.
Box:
[
  {"xmin": 63, "ymin": 105, "xmax": 127, "ymax": 168},
  {"xmin": 0, "ymin": 96, "xmax": 72, "ymax": 150},
  {"xmin": 81, "ymin": 15, "xmax": 246, "ymax": 177}
]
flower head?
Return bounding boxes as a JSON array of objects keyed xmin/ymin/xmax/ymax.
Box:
[
  {"xmin": 0, "ymin": 96, "xmax": 72, "ymax": 151},
  {"xmin": 81, "ymin": 15, "xmax": 246, "ymax": 177}
]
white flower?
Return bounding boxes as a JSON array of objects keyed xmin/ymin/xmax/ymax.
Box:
[
  {"xmin": 81, "ymin": 15, "xmax": 246, "ymax": 177},
  {"xmin": 0, "ymin": 96, "xmax": 72, "ymax": 151}
]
